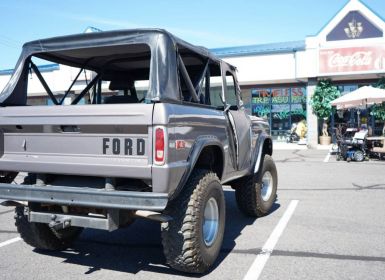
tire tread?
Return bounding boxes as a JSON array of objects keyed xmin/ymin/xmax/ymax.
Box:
[
  {"xmin": 161, "ymin": 169, "xmax": 223, "ymax": 273},
  {"xmin": 235, "ymin": 155, "xmax": 277, "ymax": 217},
  {"xmin": 15, "ymin": 207, "xmax": 81, "ymax": 251}
]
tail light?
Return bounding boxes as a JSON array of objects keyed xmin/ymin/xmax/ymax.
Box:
[{"xmin": 154, "ymin": 127, "xmax": 166, "ymax": 165}]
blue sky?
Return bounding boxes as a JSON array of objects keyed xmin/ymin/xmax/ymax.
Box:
[{"xmin": 0, "ymin": 0, "xmax": 384, "ymax": 69}]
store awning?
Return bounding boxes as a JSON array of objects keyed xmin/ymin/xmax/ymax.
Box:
[{"xmin": 330, "ymin": 86, "xmax": 385, "ymax": 109}]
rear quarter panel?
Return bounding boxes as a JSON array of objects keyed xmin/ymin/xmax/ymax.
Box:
[{"xmin": 151, "ymin": 103, "xmax": 235, "ymax": 195}]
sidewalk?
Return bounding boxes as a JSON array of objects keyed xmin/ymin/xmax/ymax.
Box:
[{"xmin": 273, "ymin": 141, "xmax": 332, "ymax": 151}]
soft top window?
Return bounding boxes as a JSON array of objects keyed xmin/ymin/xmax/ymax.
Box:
[
  {"xmin": 177, "ymin": 45, "xmax": 223, "ymax": 108},
  {"xmin": 26, "ymin": 44, "xmax": 151, "ymax": 106},
  {"xmin": 35, "ymin": 43, "xmax": 151, "ymax": 81}
]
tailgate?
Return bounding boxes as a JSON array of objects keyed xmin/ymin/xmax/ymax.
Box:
[{"xmin": 0, "ymin": 104, "xmax": 154, "ymax": 179}]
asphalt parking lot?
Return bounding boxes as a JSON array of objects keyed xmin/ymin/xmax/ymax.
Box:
[{"xmin": 1, "ymin": 149, "xmax": 384, "ymax": 280}]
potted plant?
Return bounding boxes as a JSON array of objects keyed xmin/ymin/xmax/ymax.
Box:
[{"xmin": 310, "ymin": 79, "xmax": 340, "ymax": 145}]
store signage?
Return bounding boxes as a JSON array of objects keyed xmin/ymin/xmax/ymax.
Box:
[
  {"xmin": 319, "ymin": 46, "xmax": 385, "ymax": 74},
  {"xmin": 327, "ymin": 11, "xmax": 383, "ymax": 41},
  {"xmin": 344, "ymin": 19, "xmax": 363, "ymax": 39},
  {"xmin": 251, "ymin": 88, "xmax": 306, "ymax": 119}
]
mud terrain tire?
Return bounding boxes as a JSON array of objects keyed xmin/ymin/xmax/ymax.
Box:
[
  {"xmin": 161, "ymin": 169, "xmax": 225, "ymax": 273},
  {"xmin": 15, "ymin": 206, "xmax": 82, "ymax": 251},
  {"xmin": 235, "ymin": 155, "xmax": 277, "ymax": 217}
]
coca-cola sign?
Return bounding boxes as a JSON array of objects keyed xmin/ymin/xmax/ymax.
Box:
[{"xmin": 319, "ymin": 46, "xmax": 385, "ymax": 74}]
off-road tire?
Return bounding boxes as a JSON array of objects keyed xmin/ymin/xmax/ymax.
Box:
[
  {"xmin": 15, "ymin": 206, "xmax": 82, "ymax": 251},
  {"xmin": 161, "ymin": 169, "xmax": 225, "ymax": 274},
  {"xmin": 235, "ymin": 155, "xmax": 277, "ymax": 217}
]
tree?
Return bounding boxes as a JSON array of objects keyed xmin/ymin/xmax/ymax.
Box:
[{"xmin": 310, "ymin": 79, "xmax": 340, "ymax": 136}]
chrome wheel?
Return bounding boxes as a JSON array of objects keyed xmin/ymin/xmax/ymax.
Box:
[
  {"xmin": 203, "ymin": 197, "xmax": 219, "ymax": 246},
  {"xmin": 261, "ymin": 171, "xmax": 273, "ymax": 202}
]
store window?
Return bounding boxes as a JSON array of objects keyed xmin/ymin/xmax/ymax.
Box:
[
  {"xmin": 271, "ymin": 88, "xmax": 290, "ymax": 131},
  {"xmin": 251, "ymin": 88, "xmax": 270, "ymax": 118},
  {"xmin": 334, "ymin": 84, "xmax": 359, "ymax": 129},
  {"xmin": 290, "ymin": 87, "xmax": 307, "ymax": 124},
  {"xmin": 250, "ymin": 86, "xmax": 307, "ymax": 140},
  {"xmin": 334, "ymin": 83, "xmax": 383, "ymax": 136}
]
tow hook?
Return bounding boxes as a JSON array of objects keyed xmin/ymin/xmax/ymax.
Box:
[{"xmin": 48, "ymin": 214, "xmax": 71, "ymax": 231}]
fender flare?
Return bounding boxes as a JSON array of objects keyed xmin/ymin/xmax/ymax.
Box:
[
  {"xmin": 250, "ymin": 133, "xmax": 273, "ymax": 176},
  {"xmin": 169, "ymin": 136, "xmax": 225, "ymax": 201}
]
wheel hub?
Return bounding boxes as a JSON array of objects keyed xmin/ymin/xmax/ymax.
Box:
[
  {"xmin": 261, "ymin": 171, "xmax": 273, "ymax": 202},
  {"xmin": 203, "ymin": 197, "xmax": 219, "ymax": 246}
]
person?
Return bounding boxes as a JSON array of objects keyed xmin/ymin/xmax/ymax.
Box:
[
  {"xmin": 353, "ymin": 124, "xmax": 368, "ymax": 142},
  {"xmin": 296, "ymin": 119, "xmax": 307, "ymax": 139}
]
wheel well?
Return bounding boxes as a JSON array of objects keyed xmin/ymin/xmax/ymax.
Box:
[{"xmin": 194, "ymin": 146, "xmax": 223, "ymax": 179}]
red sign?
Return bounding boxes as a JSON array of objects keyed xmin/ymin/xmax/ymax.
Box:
[{"xmin": 319, "ymin": 46, "xmax": 385, "ymax": 74}]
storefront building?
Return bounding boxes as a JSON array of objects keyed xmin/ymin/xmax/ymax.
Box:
[
  {"xmin": 212, "ymin": 0, "xmax": 385, "ymax": 146},
  {"xmin": 0, "ymin": 0, "xmax": 384, "ymax": 147}
]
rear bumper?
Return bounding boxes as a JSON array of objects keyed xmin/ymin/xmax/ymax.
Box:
[{"xmin": 0, "ymin": 183, "xmax": 168, "ymax": 211}]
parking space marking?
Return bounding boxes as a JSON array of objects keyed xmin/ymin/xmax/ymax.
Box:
[
  {"xmin": 323, "ymin": 152, "xmax": 331, "ymax": 162},
  {"xmin": 243, "ymin": 200, "xmax": 299, "ymax": 280},
  {"xmin": 0, "ymin": 237, "xmax": 21, "ymax": 248}
]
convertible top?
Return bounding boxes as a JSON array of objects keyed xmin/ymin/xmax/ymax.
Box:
[
  {"xmin": 0, "ymin": 29, "xmax": 234, "ymax": 105},
  {"xmin": 22, "ymin": 28, "xmax": 219, "ymax": 63}
]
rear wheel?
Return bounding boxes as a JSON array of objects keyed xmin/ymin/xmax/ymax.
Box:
[
  {"xmin": 15, "ymin": 206, "xmax": 82, "ymax": 251},
  {"xmin": 161, "ymin": 169, "xmax": 225, "ymax": 273},
  {"xmin": 235, "ymin": 155, "xmax": 278, "ymax": 217}
]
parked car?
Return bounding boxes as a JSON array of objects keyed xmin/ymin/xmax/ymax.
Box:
[{"xmin": 0, "ymin": 29, "xmax": 277, "ymax": 273}]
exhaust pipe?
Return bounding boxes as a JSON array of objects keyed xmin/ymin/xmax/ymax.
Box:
[{"xmin": 134, "ymin": 210, "xmax": 172, "ymax": 223}]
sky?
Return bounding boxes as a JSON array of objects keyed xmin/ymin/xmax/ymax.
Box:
[{"xmin": 0, "ymin": 0, "xmax": 385, "ymax": 70}]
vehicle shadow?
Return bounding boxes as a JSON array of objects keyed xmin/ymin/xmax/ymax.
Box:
[
  {"xmin": 213, "ymin": 190, "xmax": 280, "ymax": 272},
  {"xmin": 36, "ymin": 189, "xmax": 280, "ymax": 277}
]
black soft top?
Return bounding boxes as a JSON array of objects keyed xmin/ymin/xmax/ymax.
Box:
[{"xmin": 0, "ymin": 29, "xmax": 233, "ymax": 105}]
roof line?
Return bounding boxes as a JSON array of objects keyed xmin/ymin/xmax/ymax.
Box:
[
  {"xmin": 360, "ymin": 0, "xmax": 385, "ymax": 23},
  {"xmin": 210, "ymin": 40, "xmax": 305, "ymax": 58},
  {"xmin": 312, "ymin": 0, "xmax": 385, "ymax": 37},
  {"xmin": 0, "ymin": 63, "xmax": 59, "ymax": 76},
  {"xmin": 313, "ymin": 0, "xmax": 351, "ymax": 36}
]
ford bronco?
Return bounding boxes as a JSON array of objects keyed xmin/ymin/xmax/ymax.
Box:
[{"xmin": 0, "ymin": 29, "xmax": 277, "ymax": 273}]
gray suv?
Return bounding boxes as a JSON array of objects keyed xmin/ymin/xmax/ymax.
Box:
[{"xmin": 0, "ymin": 29, "xmax": 277, "ymax": 273}]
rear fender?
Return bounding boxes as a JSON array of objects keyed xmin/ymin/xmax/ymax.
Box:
[{"xmin": 169, "ymin": 136, "xmax": 224, "ymax": 201}]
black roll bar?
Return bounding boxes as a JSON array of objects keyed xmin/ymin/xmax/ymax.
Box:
[{"xmin": 30, "ymin": 62, "xmax": 59, "ymax": 105}]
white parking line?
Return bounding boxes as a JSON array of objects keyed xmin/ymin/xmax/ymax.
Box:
[
  {"xmin": 0, "ymin": 237, "xmax": 21, "ymax": 248},
  {"xmin": 243, "ymin": 200, "xmax": 299, "ymax": 280},
  {"xmin": 323, "ymin": 152, "xmax": 331, "ymax": 162}
]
